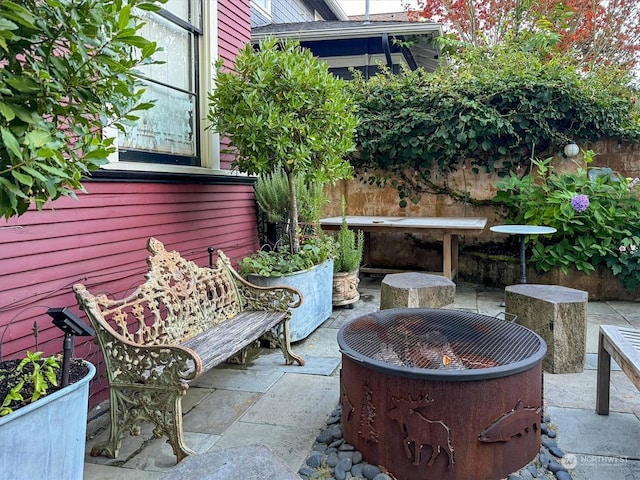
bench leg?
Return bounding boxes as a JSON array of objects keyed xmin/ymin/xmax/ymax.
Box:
[
  {"xmin": 155, "ymin": 389, "xmax": 197, "ymax": 463},
  {"xmin": 268, "ymin": 320, "xmax": 305, "ymax": 366},
  {"xmin": 91, "ymin": 384, "xmax": 196, "ymax": 463},
  {"xmin": 596, "ymin": 331, "xmax": 611, "ymax": 415},
  {"xmin": 90, "ymin": 388, "xmax": 128, "ymax": 459}
]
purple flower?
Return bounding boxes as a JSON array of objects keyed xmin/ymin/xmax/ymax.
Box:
[{"xmin": 570, "ymin": 194, "xmax": 590, "ymax": 213}]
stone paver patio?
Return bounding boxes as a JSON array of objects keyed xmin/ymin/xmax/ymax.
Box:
[{"xmin": 84, "ymin": 276, "xmax": 640, "ymax": 479}]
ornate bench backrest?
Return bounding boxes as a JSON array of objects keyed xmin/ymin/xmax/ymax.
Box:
[{"xmin": 74, "ymin": 237, "xmax": 242, "ymax": 346}]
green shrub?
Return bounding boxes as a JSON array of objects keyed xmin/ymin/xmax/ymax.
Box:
[
  {"xmin": 254, "ymin": 168, "xmax": 326, "ymax": 226},
  {"xmin": 239, "ymin": 233, "xmax": 335, "ymax": 278},
  {"xmin": 332, "ymin": 198, "xmax": 363, "ymax": 273},
  {"xmin": 606, "ymin": 236, "xmax": 640, "ymax": 291},
  {"xmin": 209, "ymin": 37, "xmax": 356, "ymax": 254},
  {"xmin": 348, "ymin": 43, "xmax": 640, "ymax": 207},
  {"xmin": 0, "ymin": 0, "xmax": 163, "ymax": 219},
  {"xmin": 494, "ymin": 151, "xmax": 640, "ymax": 288}
]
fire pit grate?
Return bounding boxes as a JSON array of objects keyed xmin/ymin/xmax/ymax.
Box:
[{"xmin": 338, "ymin": 308, "xmax": 545, "ymax": 381}]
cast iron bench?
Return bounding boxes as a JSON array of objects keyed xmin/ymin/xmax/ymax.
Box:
[
  {"xmin": 596, "ymin": 325, "xmax": 640, "ymax": 415},
  {"xmin": 73, "ymin": 237, "xmax": 304, "ymax": 463}
]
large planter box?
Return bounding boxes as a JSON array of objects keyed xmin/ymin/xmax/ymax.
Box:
[
  {"xmin": 249, "ymin": 259, "xmax": 334, "ymax": 342},
  {"xmin": 0, "ymin": 361, "xmax": 95, "ymax": 480}
]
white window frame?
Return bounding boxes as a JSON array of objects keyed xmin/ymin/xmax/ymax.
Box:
[
  {"xmin": 103, "ymin": 0, "xmax": 226, "ymax": 175},
  {"xmin": 252, "ymin": 0, "xmax": 271, "ymax": 17}
]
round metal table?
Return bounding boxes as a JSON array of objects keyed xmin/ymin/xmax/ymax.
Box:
[{"xmin": 490, "ymin": 225, "xmax": 557, "ymax": 283}]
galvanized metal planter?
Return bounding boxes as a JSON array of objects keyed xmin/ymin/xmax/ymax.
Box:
[
  {"xmin": 0, "ymin": 361, "xmax": 95, "ymax": 480},
  {"xmin": 249, "ymin": 259, "xmax": 333, "ymax": 342}
]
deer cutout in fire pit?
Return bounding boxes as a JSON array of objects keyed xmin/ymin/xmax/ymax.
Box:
[
  {"xmin": 389, "ymin": 395, "xmax": 455, "ymax": 468},
  {"xmin": 478, "ymin": 400, "xmax": 541, "ymax": 443}
]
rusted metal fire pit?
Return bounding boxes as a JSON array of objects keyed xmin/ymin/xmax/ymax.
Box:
[{"xmin": 338, "ymin": 308, "xmax": 547, "ymax": 480}]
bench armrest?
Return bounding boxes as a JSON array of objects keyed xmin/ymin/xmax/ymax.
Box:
[
  {"xmin": 220, "ymin": 256, "xmax": 303, "ymax": 312},
  {"xmin": 74, "ymin": 283, "xmax": 202, "ymax": 385},
  {"xmin": 237, "ymin": 275, "xmax": 302, "ymax": 312},
  {"xmin": 105, "ymin": 340, "xmax": 202, "ymax": 387}
]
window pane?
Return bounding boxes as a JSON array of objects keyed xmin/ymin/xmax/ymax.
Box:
[
  {"xmin": 163, "ymin": 0, "xmax": 201, "ymax": 27},
  {"xmin": 253, "ymin": 0, "xmax": 268, "ymax": 10},
  {"xmin": 120, "ymin": 81, "xmax": 197, "ymax": 157},
  {"xmin": 136, "ymin": 12, "xmax": 194, "ymax": 91},
  {"xmin": 119, "ymin": 5, "xmax": 201, "ymax": 165}
]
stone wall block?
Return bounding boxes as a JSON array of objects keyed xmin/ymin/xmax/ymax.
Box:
[
  {"xmin": 505, "ymin": 284, "xmax": 588, "ymax": 374},
  {"xmin": 380, "ymin": 272, "xmax": 455, "ymax": 309}
]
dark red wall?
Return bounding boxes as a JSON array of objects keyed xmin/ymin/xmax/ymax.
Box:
[{"xmin": 0, "ymin": 179, "xmax": 259, "ymax": 406}]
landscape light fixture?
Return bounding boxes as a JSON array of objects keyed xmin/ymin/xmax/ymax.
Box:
[
  {"xmin": 47, "ymin": 307, "xmax": 95, "ymax": 387},
  {"xmin": 564, "ymin": 142, "xmax": 580, "ymax": 158}
]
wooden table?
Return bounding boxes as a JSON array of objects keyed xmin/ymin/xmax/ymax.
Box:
[{"xmin": 319, "ymin": 216, "xmax": 487, "ymax": 280}]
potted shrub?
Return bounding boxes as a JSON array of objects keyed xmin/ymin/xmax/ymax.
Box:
[
  {"xmin": 208, "ymin": 37, "xmax": 357, "ymax": 255},
  {"xmin": 208, "ymin": 37, "xmax": 358, "ymax": 340},
  {"xmin": 0, "ymin": 0, "xmax": 161, "ymax": 476},
  {"xmin": 332, "ymin": 198, "xmax": 364, "ymax": 308},
  {"xmin": 240, "ymin": 168, "xmax": 337, "ymax": 341}
]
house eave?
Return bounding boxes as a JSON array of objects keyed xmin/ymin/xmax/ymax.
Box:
[{"xmin": 252, "ymin": 22, "xmax": 443, "ymax": 43}]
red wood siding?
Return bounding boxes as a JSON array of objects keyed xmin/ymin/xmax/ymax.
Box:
[
  {"xmin": 0, "ymin": 180, "xmax": 259, "ymax": 405},
  {"xmin": 218, "ymin": 0, "xmax": 250, "ymax": 69},
  {"xmin": 218, "ymin": 0, "xmax": 251, "ymax": 170}
]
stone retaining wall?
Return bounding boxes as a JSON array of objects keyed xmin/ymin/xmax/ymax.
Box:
[
  {"xmin": 458, "ymin": 252, "xmax": 640, "ymax": 301},
  {"xmin": 321, "ymin": 138, "xmax": 640, "ymax": 301}
]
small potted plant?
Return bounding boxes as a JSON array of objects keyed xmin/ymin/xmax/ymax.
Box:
[
  {"xmin": 0, "ymin": 349, "xmax": 95, "ymax": 479},
  {"xmin": 331, "ymin": 198, "xmax": 364, "ymax": 308}
]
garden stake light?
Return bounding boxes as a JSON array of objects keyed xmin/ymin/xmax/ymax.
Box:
[{"xmin": 47, "ymin": 308, "xmax": 94, "ymax": 387}]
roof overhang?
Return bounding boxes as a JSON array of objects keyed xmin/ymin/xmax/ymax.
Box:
[{"xmin": 251, "ymin": 21, "xmax": 443, "ymax": 72}]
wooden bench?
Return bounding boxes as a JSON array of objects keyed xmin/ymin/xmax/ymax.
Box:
[
  {"xmin": 73, "ymin": 237, "xmax": 304, "ymax": 463},
  {"xmin": 596, "ymin": 325, "xmax": 640, "ymax": 415}
]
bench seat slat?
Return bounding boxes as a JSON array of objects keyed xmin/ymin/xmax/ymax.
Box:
[
  {"xmin": 601, "ymin": 326, "xmax": 640, "ymax": 372},
  {"xmin": 182, "ymin": 311, "xmax": 287, "ymax": 371}
]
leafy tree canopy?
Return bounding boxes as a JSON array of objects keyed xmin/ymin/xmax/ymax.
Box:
[
  {"xmin": 410, "ymin": 0, "xmax": 640, "ymax": 77},
  {"xmin": 349, "ymin": 36, "xmax": 639, "ymax": 207},
  {"xmin": 0, "ymin": 0, "xmax": 163, "ymax": 219},
  {"xmin": 208, "ymin": 37, "xmax": 357, "ymax": 253}
]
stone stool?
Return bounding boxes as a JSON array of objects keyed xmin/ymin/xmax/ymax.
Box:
[
  {"xmin": 380, "ymin": 272, "xmax": 455, "ymax": 310},
  {"xmin": 505, "ymin": 284, "xmax": 588, "ymax": 374}
]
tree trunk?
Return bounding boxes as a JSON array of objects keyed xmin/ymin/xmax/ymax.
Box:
[{"xmin": 287, "ymin": 170, "xmax": 300, "ymax": 254}]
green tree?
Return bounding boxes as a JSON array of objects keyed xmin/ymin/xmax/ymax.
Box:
[
  {"xmin": 411, "ymin": 0, "xmax": 640, "ymax": 75},
  {"xmin": 0, "ymin": 0, "xmax": 163, "ymax": 219},
  {"xmin": 208, "ymin": 37, "xmax": 357, "ymax": 254}
]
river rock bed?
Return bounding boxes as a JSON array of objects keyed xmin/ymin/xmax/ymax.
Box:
[{"xmin": 299, "ymin": 405, "xmax": 574, "ymax": 480}]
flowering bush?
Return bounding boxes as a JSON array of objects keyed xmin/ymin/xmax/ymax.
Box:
[
  {"xmin": 606, "ymin": 237, "xmax": 640, "ymax": 291},
  {"xmin": 494, "ymin": 151, "xmax": 640, "ymax": 288}
]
